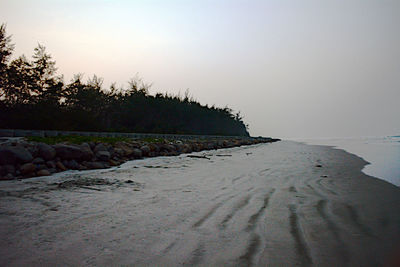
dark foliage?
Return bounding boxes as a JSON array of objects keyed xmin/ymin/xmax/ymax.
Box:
[{"xmin": 0, "ymin": 24, "xmax": 249, "ymax": 136}]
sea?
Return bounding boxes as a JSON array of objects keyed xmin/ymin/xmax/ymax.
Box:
[{"xmin": 295, "ymin": 136, "xmax": 400, "ymax": 187}]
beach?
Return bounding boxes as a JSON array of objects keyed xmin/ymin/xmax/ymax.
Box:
[{"xmin": 0, "ymin": 140, "xmax": 399, "ymax": 266}]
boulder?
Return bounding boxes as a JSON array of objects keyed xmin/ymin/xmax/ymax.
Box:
[
  {"xmin": 53, "ymin": 144, "xmax": 84, "ymax": 160},
  {"xmin": 36, "ymin": 164, "xmax": 47, "ymax": 171},
  {"xmin": 20, "ymin": 163, "xmax": 36, "ymax": 175},
  {"xmin": 94, "ymin": 143, "xmax": 108, "ymax": 153},
  {"xmin": 182, "ymin": 144, "xmax": 192, "ymax": 153},
  {"xmin": 37, "ymin": 169, "xmax": 51, "ymax": 176},
  {"xmin": 0, "ymin": 145, "xmax": 33, "ymax": 165},
  {"xmin": 3, "ymin": 164, "xmax": 15, "ymax": 175},
  {"xmin": 148, "ymin": 152, "xmax": 158, "ymax": 157},
  {"xmin": 63, "ymin": 160, "xmax": 80, "ymax": 170},
  {"xmin": 37, "ymin": 143, "xmax": 56, "ymax": 160},
  {"xmin": 56, "ymin": 161, "xmax": 67, "ymax": 171},
  {"xmin": 148, "ymin": 143, "xmax": 160, "ymax": 153},
  {"xmin": 132, "ymin": 148, "xmax": 143, "ymax": 158},
  {"xmin": 160, "ymin": 144, "xmax": 176, "ymax": 152},
  {"xmin": 32, "ymin": 157, "xmax": 45, "ymax": 164},
  {"xmin": 84, "ymin": 162, "xmax": 106, "ymax": 169},
  {"xmin": 79, "ymin": 143, "xmax": 94, "ymax": 161},
  {"xmin": 140, "ymin": 145, "xmax": 150, "ymax": 156},
  {"xmin": 174, "ymin": 143, "xmax": 185, "ymax": 152},
  {"xmin": 114, "ymin": 143, "xmax": 134, "ymax": 157},
  {"xmin": 109, "ymin": 159, "xmax": 120, "ymax": 166},
  {"xmin": 96, "ymin": 150, "xmax": 110, "ymax": 161},
  {"xmin": 0, "ymin": 173, "xmax": 14, "ymax": 180},
  {"xmin": 113, "ymin": 148, "xmax": 125, "ymax": 157},
  {"xmin": 46, "ymin": 161, "xmax": 56, "ymax": 169}
]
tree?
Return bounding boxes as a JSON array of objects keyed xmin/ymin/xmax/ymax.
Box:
[
  {"xmin": 0, "ymin": 24, "xmax": 15, "ymax": 99},
  {"xmin": 4, "ymin": 55, "xmax": 33, "ymax": 104},
  {"xmin": 31, "ymin": 44, "xmax": 58, "ymax": 101}
]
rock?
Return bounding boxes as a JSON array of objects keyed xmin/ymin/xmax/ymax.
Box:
[
  {"xmin": 79, "ymin": 164, "xmax": 87, "ymax": 170},
  {"xmin": 64, "ymin": 159, "xmax": 80, "ymax": 170},
  {"xmin": 89, "ymin": 142, "xmax": 96, "ymax": 150},
  {"xmin": 56, "ymin": 161, "xmax": 67, "ymax": 171},
  {"xmin": 0, "ymin": 145, "xmax": 33, "ymax": 165},
  {"xmin": 37, "ymin": 143, "xmax": 56, "ymax": 160},
  {"xmin": 174, "ymin": 143, "xmax": 185, "ymax": 152},
  {"xmin": 160, "ymin": 144, "xmax": 176, "ymax": 152},
  {"xmin": 148, "ymin": 143, "xmax": 160, "ymax": 152},
  {"xmin": 37, "ymin": 169, "xmax": 51, "ymax": 176},
  {"xmin": 4, "ymin": 173, "xmax": 14, "ymax": 180},
  {"xmin": 84, "ymin": 162, "xmax": 106, "ymax": 169},
  {"xmin": 96, "ymin": 150, "xmax": 110, "ymax": 161},
  {"xmin": 94, "ymin": 143, "xmax": 108, "ymax": 153},
  {"xmin": 140, "ymin": 145, "xmax": 150, "ymax": 156},
  {"xmin": 46, "ymin": 161, "xmax": 56, "ymax": 169},
  {"xmin": 79, "ymin": 143, "xmax": 94, "ymax": 161},
  {"xmin": 109, "ymin": 159, "xmax": 120, "ymax": 166},
  {"xmin": 32, "ymin": 157, "xmax": 45, "ymax": 164},
  {"xmin": 113, "ymin": 148, "xmax": 125, "ymax": 157},
  {"xmin": 20, "ymin": 163, "xmax": 36, "ymax": 175},
  {"xmin": 132, "ymin": 148, "xmax": 143, "ymax": 158},
  {"xmin": 48, "ymin": 168, "xmax": 57, "ymax": 173},
  {"xmin": 3, "ymin": 164, "xmax": 15, "ymax": 175},
  {"xmin": 53, "ymin": 144, "xmax": 84, "ymax": 160},
  {"xmin": 36, "ymin": 164, "xmax": 47, "ymax": 171},
  {"xmin": 148, "ymin": 152, "xmax": 158, "ymax": 157},
  {"xmin": 182, "ymin": 144, "xmax": 192, "ymax": 153},
  {"xmin": 114, "ymin": 143, "xmax": 134, "ymax": 156}
]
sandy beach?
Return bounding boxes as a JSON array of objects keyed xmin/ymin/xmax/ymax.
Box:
[{"xmin": 0, "ymin": 141, "xmax": 399, "ymax": 266}]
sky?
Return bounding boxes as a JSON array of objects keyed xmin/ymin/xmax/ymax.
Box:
[{"xmin": 1, "ymin": 0, "xmax": 399, "ymax": 138}]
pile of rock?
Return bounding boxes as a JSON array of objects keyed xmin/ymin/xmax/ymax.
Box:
[{"xmin": 0, "ymin": 137, "xmax": 279, "ymax": 180}]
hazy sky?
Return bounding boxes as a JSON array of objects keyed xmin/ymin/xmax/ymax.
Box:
[{"xmin": 1, "ymin": 0, "xmax": 399, "ymax": 138}]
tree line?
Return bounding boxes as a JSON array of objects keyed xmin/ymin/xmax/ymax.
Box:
[{"xmin": 0, "ymin": 24, "xmax": 249, "ymax": 136}]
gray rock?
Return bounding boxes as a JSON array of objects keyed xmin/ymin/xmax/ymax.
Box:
[
  {"xmin": 56, "ymin": 161, "xmax": 67, "ymax": 171},
  {"xmin": 149, "ymin": 143, "xmax": 160, "ymax": 153},
  {"xmin": 3, "ymin": 164, "xmax": 15, "ymax": 175},
  {"xmin": 140, "ymin": 145, "xmax": 150, "ymax": 156},
  {"xmin": 37, "ymin": 143, "xmax": 56, "ymax": 160},
  {"xmin": 37, "ymin": 169, "xmax": 51, "ymax": 176},
  {"xmin": 0, "ymin": 145, "xmax": 33, "ymax": 165},
  {"xmin": 64, "ymin": 159, "xmax": 80, "ymax": 170},
  {"xmin": 33, "ymin": 157, "xmax": 45, "ymax": 164},
  {"xmin": 113, "ymin": 148, "xmax": 125, "ymax": 157},
  {"xmin": 20, "ymin": 163, "xmax": 36, "ymax": 175},
  {"xmin": 36, "ymin": 164, "xmax": 47, "ymax": 171},
  {"xmin": 132, "ymin": 148, "xmax": 143, "ymax": 158},
  {"xmin": 94, "ymin": 143, "xmax": 108, "ymax": 153},
  {"xmin": 114, "ymin": 143, "xmax": 134, "ymax": 156},
  {"xmin": 46, "ymin": 161, "xmax": 56, "ymax": 169},
  {"xmin": 84, "ymin": 161, "xmax": 106, "ymax": 169},
  {"xmin": 79, "ymin": 143, "xmax": 94, "ymax": 161},
  {"xmin": 53, "ymin": 144, "xmax": 84, "ymax": 160},
  {"xmin": 4, "ymin": 173, "xmax": 14, "ymax": 180},
  {"xmin": 96, "ymin": 150, "xmax": 110, "ymax": 161}
]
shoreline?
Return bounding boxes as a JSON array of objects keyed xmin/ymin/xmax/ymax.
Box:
[
  {"xmin": 295, "ymin": 137, "xmax": 400, "ymax": 187},
  {"xmin": 1, "ymin": 141, "xmax": 399, "ymax": 266}
]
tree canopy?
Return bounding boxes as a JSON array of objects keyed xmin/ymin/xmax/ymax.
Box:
[{"xmin": 0, "ymin": 24, "xmax": 249, "ymax": 136}]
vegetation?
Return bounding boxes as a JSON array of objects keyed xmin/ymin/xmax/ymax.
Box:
[
  {"xmin": 26, "ymin": 135, "xmax": 132, "ymax": 145},
  {"xmin": 0, "ymin": 24, "xmax": 249, "ymax": 136}
]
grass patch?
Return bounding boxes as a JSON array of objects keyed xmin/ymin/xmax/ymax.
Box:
[{"xmin": 26, "ymin": 135, "xmax": 132, "ymax": 145}]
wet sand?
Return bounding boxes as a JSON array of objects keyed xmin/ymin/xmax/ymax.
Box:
[{"xmin": 0, "ymin": 141, "xmax": 399, "ymax": 266}]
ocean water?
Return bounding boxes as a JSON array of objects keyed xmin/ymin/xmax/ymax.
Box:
[{"xmin": 296, "ymin": 136, "xmax": 400, "ymax": 187}]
